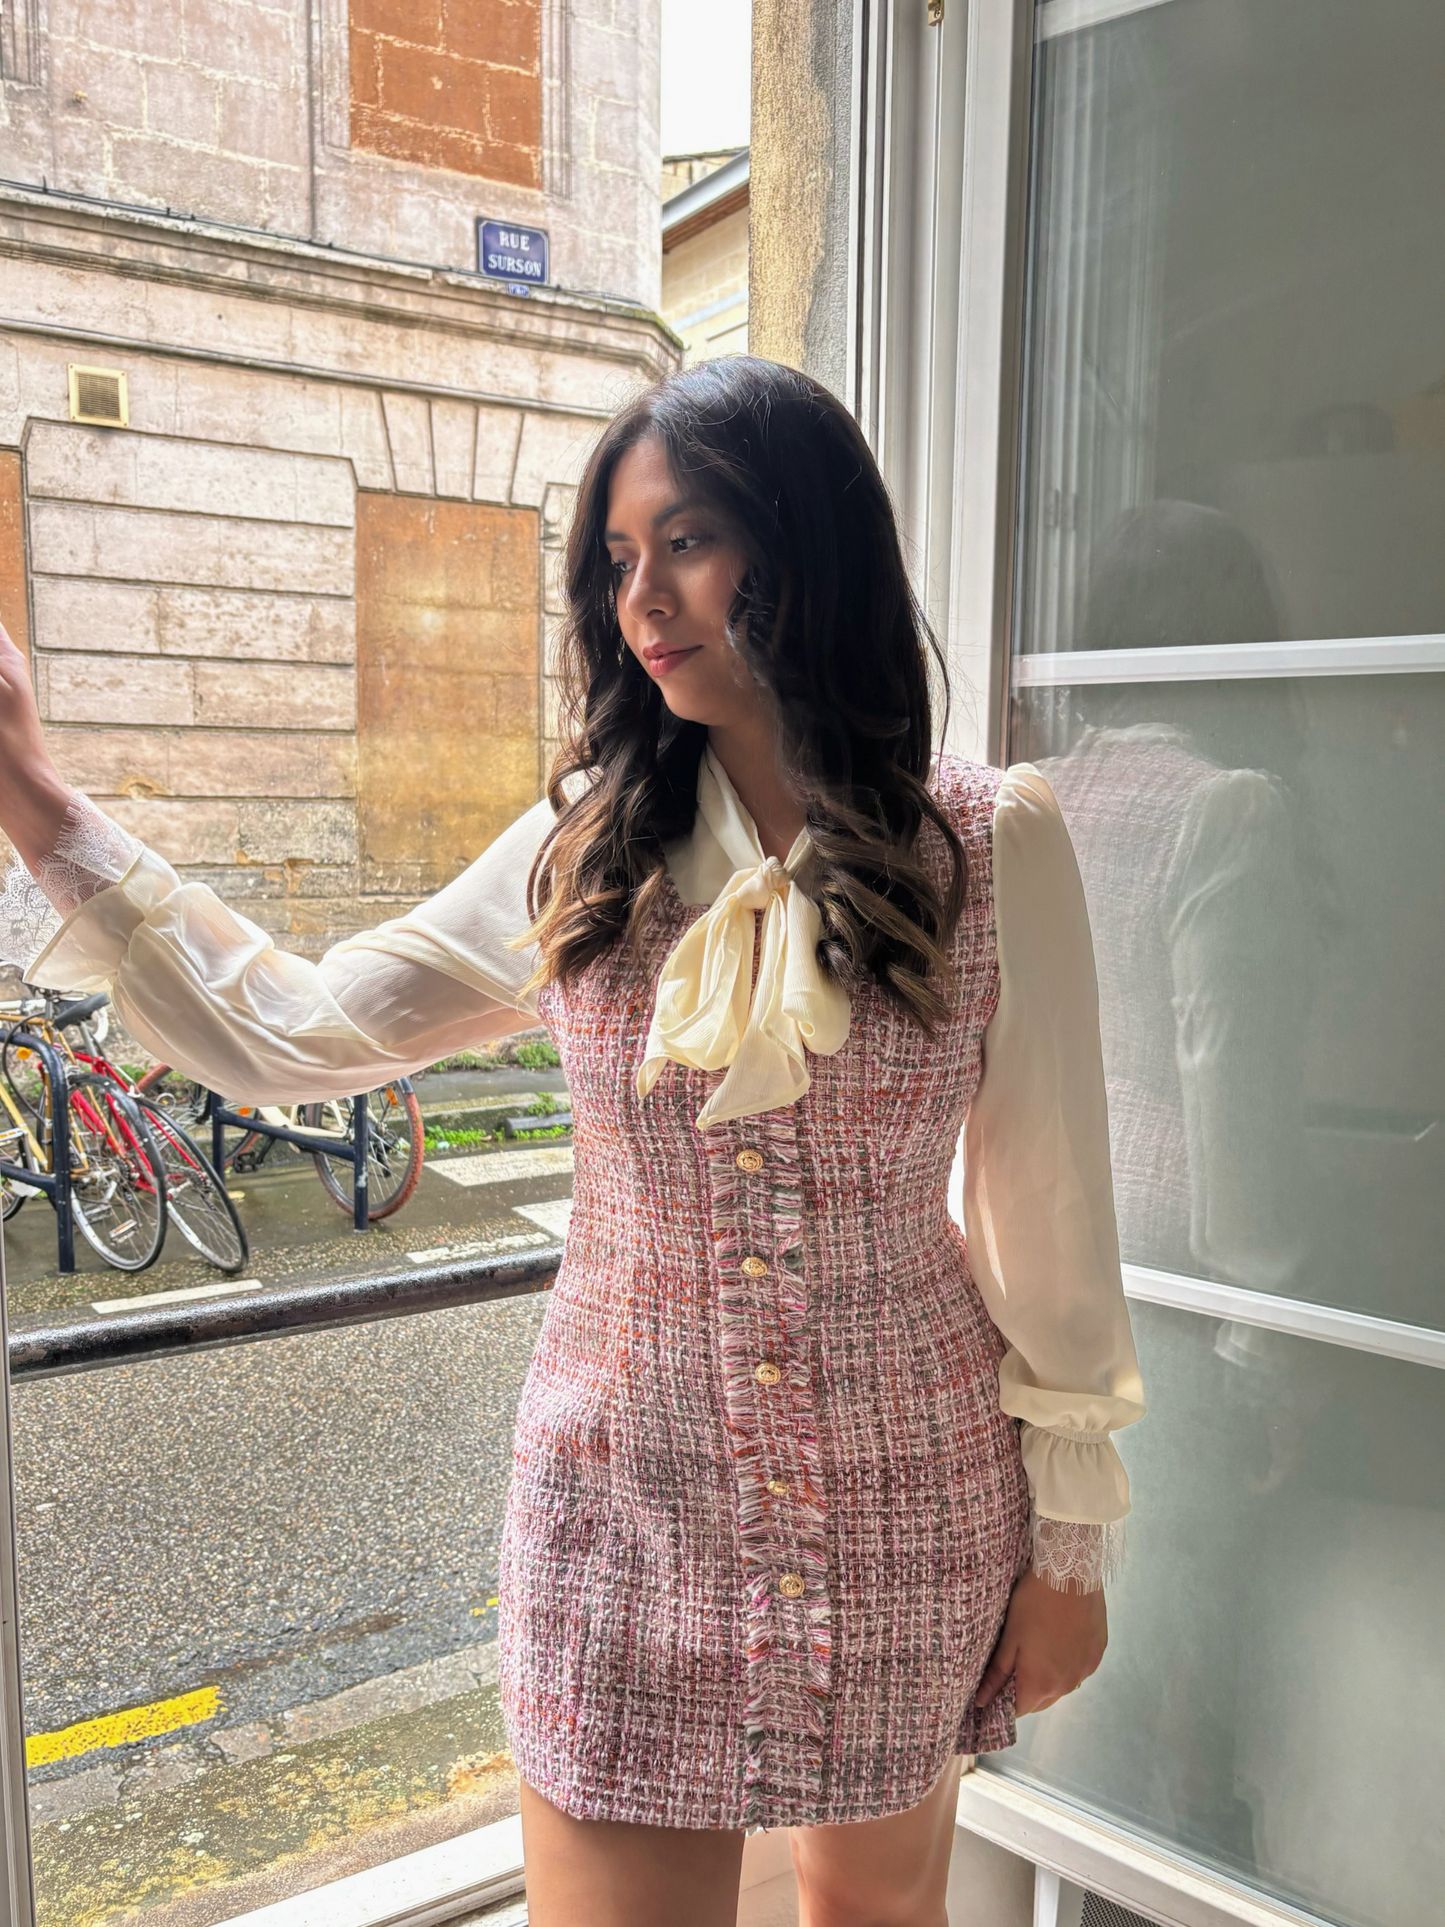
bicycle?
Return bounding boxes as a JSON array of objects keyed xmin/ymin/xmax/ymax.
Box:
[
  {"xmin": 137, "ymin": 1068, "xmax": 424, "ymax": 1225},
  {"xmin": 57, "ymin": 995, "xmax": 249, "ymax": 1274},
  {"xmin": 0, "ymin": 998, "xmax": 168, "ymax": 1272}
]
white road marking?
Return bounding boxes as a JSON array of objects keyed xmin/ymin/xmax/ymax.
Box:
[
  {"xmin": 515, "ymin": 1199, "xmax": 573, "ymax": 1239},
  {"xmin": 91, "ymin": 1279, "xmax": 262, "ymax": 1315},
  {"xmin": 405, "ymin": 1231, "xmax": 553, "ymax": 1265},
  {"xmin": 430, "ymin": 1146, "xmax": 575, "ymax": 1188}
]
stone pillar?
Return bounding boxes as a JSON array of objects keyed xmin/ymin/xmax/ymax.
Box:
[{"xmin": 748, "ymin": 0, "xmax": 855, "ymax": 394}]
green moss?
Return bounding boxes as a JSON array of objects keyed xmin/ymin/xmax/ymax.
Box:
[{"xmin": 423, "ymin": 1127, "xmax": 502, "ymax": 1155}]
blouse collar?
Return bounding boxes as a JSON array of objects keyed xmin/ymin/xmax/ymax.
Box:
[{"xmin": 636, "ymin": 747, "xmax": 850, "ymax": 1129}]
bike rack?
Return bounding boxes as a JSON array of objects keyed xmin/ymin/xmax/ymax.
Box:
[
  {"xmin": 204, "ymin": 1090, "xmax": 373, "ymax": 1232},
  {"xmin": 0, "ymin": 1030, "xmax": 76, "ymax": 1274}
]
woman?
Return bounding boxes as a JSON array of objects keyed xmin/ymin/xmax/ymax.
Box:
[{"xmin": 0, "ymin": 358, "xmax": 1142, "ymax": 1927}]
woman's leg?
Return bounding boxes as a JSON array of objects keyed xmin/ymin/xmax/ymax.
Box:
[
  {"xmin": 789, "ymin": 1756, "xmax": 963, "ymax": 1927},
  {"xmin": 519, "ymin": 1777, "xmax": 747, "ymax": 1927}
]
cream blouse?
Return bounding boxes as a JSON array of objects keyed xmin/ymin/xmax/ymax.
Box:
[{"xmin": 7, "ymin": 756, "xmax": 1143, "ymax": 1556}]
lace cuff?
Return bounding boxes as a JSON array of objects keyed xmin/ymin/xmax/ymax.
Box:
[
  {"xmin": 0, "ymin": 794, "xmax": 142, "ymax": 970},
  {"xmin": 1030, "ymin": 1514, "xmax": 1126, "ymax": 1594}
]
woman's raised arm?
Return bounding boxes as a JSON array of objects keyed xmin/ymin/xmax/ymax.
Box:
[{"xmin": 0, "ymin": 620, "xmax": 552, "ymax": 1102}]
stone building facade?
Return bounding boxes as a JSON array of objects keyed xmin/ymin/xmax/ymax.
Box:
[
  {"xmin": 0, "ymin": 0, "xmax": 677, "ymax": 957},
  {"xmin": 661, "ymin": 149, "xmax": 749, "ymax": 362}
]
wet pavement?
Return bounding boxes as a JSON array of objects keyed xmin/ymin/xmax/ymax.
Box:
[{"xmin": 3, "ymin": 1061, "xmax": 574, "ymax": 1923}]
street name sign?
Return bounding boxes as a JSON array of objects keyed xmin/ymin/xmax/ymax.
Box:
[{"xmin": 477, "ymin": 219, "xmax": 549, "ymax": 289}]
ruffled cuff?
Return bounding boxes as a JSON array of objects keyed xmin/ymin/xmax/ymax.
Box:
[
  {"xmin": 1030, "ymin": 1514, "xmax": 1126, "ymax": 1594},
  {"xmin": 1018, "ymin": 1421, "xmax": 1131, "ymax": 1524}
]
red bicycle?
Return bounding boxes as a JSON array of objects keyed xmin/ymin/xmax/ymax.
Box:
[
  {"xmin": 62, "ymin": 996, "xmax": 249, "ymax": 1273},
  {"xmin": 2, "ymin": 993, "xmax": 248, "ymax": 1273},
  {"xmin": 1, "ymin": 996, "xmax": 168, "ymax": 1272}
]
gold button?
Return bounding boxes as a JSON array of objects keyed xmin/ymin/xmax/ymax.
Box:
[
  {"xmin": 736, "ymin": 1148, "xmax": 764, "ymax": 1173},
  {"xmin": 766, "ymin": 1478, "xmax": 791, "ymax": 1497},
  {"xmin": 754, "ymin": 1361, "xmax": 781, "ymax": 1386},
  {"xmin": 778, "ymin": 1573, "xmax": 806, "ymax": 1599},
  {"xmin": 741, "ymin": 1255, "xmax": 769, "ymax": 1277}
]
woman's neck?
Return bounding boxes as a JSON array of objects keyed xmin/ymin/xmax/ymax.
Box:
[{"xmin": 706, "ymin": 721, "xmax": 807, "ymax": 864}]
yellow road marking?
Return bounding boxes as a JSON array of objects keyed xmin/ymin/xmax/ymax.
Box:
[{"xmin": 26, "ymin": 1685, "xmax": 220, "ymax": 1768}]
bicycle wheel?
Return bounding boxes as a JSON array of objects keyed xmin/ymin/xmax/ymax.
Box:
[
  {"xmin": 135, "ymin": 1067, "xmax": 270, "ymax": 1166},
  {"xmin": 133, "ymin": 1096, "xmax": 249, "ymax": 1273},
  {"xmin": 302, "ymin": 1082, "xmax": 424, "ymax": 1222},
  {"xmin": 133, "ymin": 1066, "xmax": 208, "ymax": 1130},
  {"xmin": 67, "ymin": 1082, "xmax": 167, "ymax": 1271},
  {"xmin": 1, "ymin": 1038, "xmax": 47, "ymax": 1135},
  {"xmin": 0, "ymin": 1128, "xmax": 39, "ymax": 1221}
]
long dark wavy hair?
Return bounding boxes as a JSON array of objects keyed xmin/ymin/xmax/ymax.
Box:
[{"xmin": 524, "ymin": 356, "xmax": 966, "ymax": 1028}]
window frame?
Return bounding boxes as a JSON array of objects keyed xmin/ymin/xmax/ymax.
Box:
[
  {"xmin": 0, "ymin": 1235, "xmax": 35, "ymax": 1926},
  {"xmin": 853, "ymin": 0, "xmax": 1445, "ymax": 1917}
]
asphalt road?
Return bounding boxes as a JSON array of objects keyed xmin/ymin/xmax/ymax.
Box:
[
  {"xmin": 0, "ymin": 1064, "xmax": 579, "ymax": 1916},
  {"xmin": 13, "ymin": 1285, "xmax": 548, "ymax": 1737}
]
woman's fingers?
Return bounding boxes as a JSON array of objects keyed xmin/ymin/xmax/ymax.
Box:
[
  {"xmin": 1014, "ymin": 1655, "xmax": 1073, "ymax": 1715},
  {"xmin": 976, "ymin": 1567, "xmax": 1109, "ymax": 1717},
  {"xmin": 973, "ymin": 1632, "xmax": 1017, "ymax": 1710}
]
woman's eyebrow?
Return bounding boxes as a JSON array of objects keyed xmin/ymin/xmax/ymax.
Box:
[
  {"xmin": 603, "ymin": 498, "xmax": 699, "ymax": 545},
  {"xmin": 651, "ymin": 497, "xmax": 697, "ymax": 527}
]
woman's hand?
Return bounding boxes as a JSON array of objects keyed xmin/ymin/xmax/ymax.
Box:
[
  {"xmin": 0, "ymin": 619, "xmax": 71, "ymax": 868},
  {"xmin": 974, "ymin": 1568, "xmax": 1108, "ymax": 1715}
]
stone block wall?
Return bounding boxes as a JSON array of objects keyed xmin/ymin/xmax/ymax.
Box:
[
  {"xmin": 356, "ymin": 493, "xmax": 540, "ymax": 898},
  {"xmin": 350, "ymin": 0, "xmax": 542, "ymax": 189},
  {"xmin": 0, "ymin": 0, "xmax": 662, "ymax": 308},
  {"xmin": 0, "ymin": 0, "xmax": 314, "ymax": 234},
  {"xmin": 0, "ymin": 198, "xmax": 676, "ymax": 958},
  {"xmin": 27, "ymin": 419, "xmax": 365, "ymax": 943}
]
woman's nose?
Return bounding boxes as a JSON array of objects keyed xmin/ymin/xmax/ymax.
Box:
[{"xmin": 626, "ymin": 550, "xmax": 676, "ymax": 619}]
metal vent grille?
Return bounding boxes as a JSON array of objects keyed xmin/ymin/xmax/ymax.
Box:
[
  {"xmin": 68, "ymin": 365, "xmax": 128, "ymax": 427},
  {"xmin": 1080, "ymin": 1896, "xmax": 1156, "ymax": 1927}
]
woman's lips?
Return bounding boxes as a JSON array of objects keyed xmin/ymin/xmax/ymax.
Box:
[{"xmin": 643, "ymin": 645, "xmax": 702, "ymax": 677}]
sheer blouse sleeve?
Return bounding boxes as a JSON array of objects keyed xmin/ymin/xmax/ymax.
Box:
[
  {"xmin": 963, "ymin": 764, "xmax": 1146, "ymax": 1590},
  {"xmin": 2, "ymin": 790, "xmax": 552, "ymax": 1103}
]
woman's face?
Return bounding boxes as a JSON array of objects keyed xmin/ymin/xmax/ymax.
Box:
[{"xmin": 605, "ymin": 435, "xmax": 762, "ymax": 729}]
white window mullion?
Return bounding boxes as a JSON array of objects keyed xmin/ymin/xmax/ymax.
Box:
[
  {"xmin": 1121, "ymin": 1263, "xmax": 1445, "ymax": 1373},
  {"xmin": 1013, "ymin": 632, "xmax": 1445, "ymax": 685}
]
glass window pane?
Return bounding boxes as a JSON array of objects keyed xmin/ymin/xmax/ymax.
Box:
[
  {"xmin": 1020, "ymin": 0, "xmax": 1445, "ymax": 654},
  {"xmin": 988, "ymin": 1300, "xmax": 1445, "ymax": 1927},
  {"xmin": 13, "ymin": 1296, "xmax": 545, "ymax": 1921},
  {"xmin": 1014, "ymin": 674, "xmax": 1445, "ymax": 1330}
]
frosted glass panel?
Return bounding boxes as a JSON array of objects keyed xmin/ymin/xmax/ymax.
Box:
[
  {"xmin": 1008, "ymin": 5, "xmax": 1445, "ymax": 1918},
  {"xmin": 1020, "ymin": 0, "xmax": 1445, "ymax": 655},
  {"xmin": 990, "ymin": 1301, "xmax": 1445, "ymax": 1927},
  {"xmin": 1014, "ymin": 676, "xmax": 1445, "ymax": 1331}
]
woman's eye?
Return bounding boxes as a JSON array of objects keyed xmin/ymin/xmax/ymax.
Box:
[
  {"xmin": 671, "ymin": 533, "xmax": 700, "ymax": 554},
  {"xmin": 610, "ymin": 556, "xmax": 633, "ymax": 577}
]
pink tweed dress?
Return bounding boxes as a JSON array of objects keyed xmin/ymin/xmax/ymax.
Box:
[{"xmin": 497, "ymin": 755, "xmax": 1031, "ymax": 1829}]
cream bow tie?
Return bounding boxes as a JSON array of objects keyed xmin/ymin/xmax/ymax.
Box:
[{"xmin": 637, "ymin": 753, "xmax": 851, "ymax": 1130}]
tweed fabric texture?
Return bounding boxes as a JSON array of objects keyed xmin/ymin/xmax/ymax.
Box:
[{"xmin": 499, "ymin": 756, "xmax": 1032, "ymax": 1829}]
